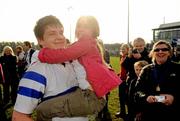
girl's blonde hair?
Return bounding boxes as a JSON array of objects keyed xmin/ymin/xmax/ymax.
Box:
[
  {"xmin": 97, "ymin": 40, "xmax": 110, "ymax": 68},
  {"xmin": 134, "ymin": 60, "xmax": 149, "ymax": 68},
  {"xmin": 2, "ymin": 46, "xmax": 15, "ymax": 56},
  {"xmin": 75, "ymin": 16, "xmax": 100, "ymax": 38}
]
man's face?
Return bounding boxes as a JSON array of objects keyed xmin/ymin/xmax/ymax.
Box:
[
  {"xmin": 38, "ymin": 25, "xmax": 66, "ymax": 49},
  {"xmin": 23, "ymin": 44, "xmax": 29, "ymax": 52}
]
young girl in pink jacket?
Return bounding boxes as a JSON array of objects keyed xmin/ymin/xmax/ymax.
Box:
[{"xmin": 38, "ymin": 16, "xmax": 121, "ymax": 97}]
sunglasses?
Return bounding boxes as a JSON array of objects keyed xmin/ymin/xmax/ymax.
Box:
[{"xmin": 154, "ymin": 48, "xmax": 170, "ymax": 52}]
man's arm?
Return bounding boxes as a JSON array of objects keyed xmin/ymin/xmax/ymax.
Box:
[{"xmin": 12, "ymin": 110, "xmax": 34, "ymax": 121}]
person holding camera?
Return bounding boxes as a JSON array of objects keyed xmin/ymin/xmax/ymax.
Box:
[
  {"xmin": 115, "ymin": 38, "xmax": 151, "ymax": 121},
  {"xmin": 126, "ymin": 37, "xmax": 151, "ymax": 82},
  {"xmin": 134, "ymin": 40, "xmax": 180, "ymax": 121}
]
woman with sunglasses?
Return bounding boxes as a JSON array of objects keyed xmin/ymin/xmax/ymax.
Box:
[{"xmin": 134, "ymin": 40, "xmax": 179, "ymax": 121}]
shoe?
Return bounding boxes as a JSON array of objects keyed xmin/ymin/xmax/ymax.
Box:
[{"xmin": 115, "ymin": 112, "xmax": 126, "ymax": 118}]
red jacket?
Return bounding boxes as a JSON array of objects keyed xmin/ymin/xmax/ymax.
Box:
[
  {"xmin": 38, "ymin": 36, "xmax": 121, "ymax": 97},
  {"xmin": 119, "ymin": 55, "xmax": 128, "ymax": 81}
]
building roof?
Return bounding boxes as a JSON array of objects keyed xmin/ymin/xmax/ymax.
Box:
[{"xmin": 153, "ymin": 21, "xmax": 180, "ymax": 30}]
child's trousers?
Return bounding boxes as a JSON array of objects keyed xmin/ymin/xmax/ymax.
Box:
[{"xmin": 36, "ymin": 88, "xmax": 106, "ymax": 121}]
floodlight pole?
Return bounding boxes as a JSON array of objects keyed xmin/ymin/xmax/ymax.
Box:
[
  {"xmin": 127, "ymin": 0, "xmax": 130, "ymax": 44},
  {"xmin": 67, "ymin": 6, "xmax": 73, "ymax": 41}
]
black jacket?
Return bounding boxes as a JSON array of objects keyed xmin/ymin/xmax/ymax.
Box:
[
  {"xmin": 0, "ymin": 55, "xmax": 18, "ymax": 82},
  {"xmin": 134, "ymin": 60, "xmax": 180, "ymax": 121}
]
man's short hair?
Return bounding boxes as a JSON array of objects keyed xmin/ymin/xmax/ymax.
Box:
[{"xmin": 34, "ymin": 15, "xmax": 63, "ymax": 39}]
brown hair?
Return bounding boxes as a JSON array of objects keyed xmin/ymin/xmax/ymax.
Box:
[
  {"xmin": 24, "ymin": 41, "xmax": 32, "ymax": 48},
  {"xmin": 34, "ymin": 15, "xmax": 63, "ymax": 39}
]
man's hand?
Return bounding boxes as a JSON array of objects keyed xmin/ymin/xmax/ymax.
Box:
[{"xmin": 12, "ymin": 111, "xmax": 34, "ymax": 121}]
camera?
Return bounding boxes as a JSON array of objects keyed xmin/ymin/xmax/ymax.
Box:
[
  {"xmin": 155, "ymin": 96, "xmax": 165, "ymax": 102},
  {"xmin": 132, "ymin": 49, "xmax": 139, "ymax": 54}
]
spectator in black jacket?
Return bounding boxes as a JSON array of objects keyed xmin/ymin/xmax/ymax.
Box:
[
  {"xmin": 126, "ymin": 37, "xmax": 151, "ymax": 82},
  {"xmin": 134, "ymin": 40, "xmax": 180, "ymax": 121},
  {"xmin": 0, "ymin": 46, "xmax": 19, "ymax": 105},
  {"xmin": 127, "ymin": 60, "xmax": 148, "ymax": 121}
]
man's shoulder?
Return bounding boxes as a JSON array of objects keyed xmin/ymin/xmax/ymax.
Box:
[{"xmin": 28, "ymin": 60, "xmax": 46, "ymax": 72}]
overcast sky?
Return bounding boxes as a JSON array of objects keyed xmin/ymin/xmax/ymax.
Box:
[{"xmin": 0, "ymin": 0, "xmax": 180, "ymax": 44}]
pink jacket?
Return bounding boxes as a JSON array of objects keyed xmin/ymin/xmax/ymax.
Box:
[{"xmin": 38, "ymin": 36, "xmax": 122, "ymax": 97}]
